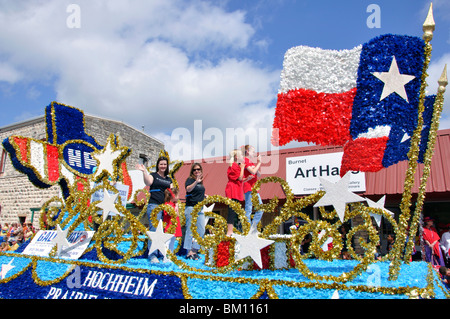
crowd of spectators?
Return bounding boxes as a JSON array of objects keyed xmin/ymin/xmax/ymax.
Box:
[
  {"xmin": 0, "ymin": 222, "xmax": 36, "ymax": 252},
  {"xmin": 418, "ymin": 217, "xmax": 450, "ymax": 291}
]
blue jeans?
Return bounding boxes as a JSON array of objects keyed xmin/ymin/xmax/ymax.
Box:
[
  {"xmin": 183, "ymin": 206, "xmax": 205, "ymax": 251},
  {"xmin": 244, "ymin": 191, "xmax": 263, "ymax": 227},
  {"xmin": 146, "ymin": 203, "xmax": 163, "ymax": 231}
]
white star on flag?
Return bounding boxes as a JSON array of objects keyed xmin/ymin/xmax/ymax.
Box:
[
  {"xmin": 1, "ymin": 258, "xmax": 15, "ymax": 279},
  {"xmin": 314, "ymin": 172, "xmax": 366, "ymax": 222},
  {"xmin": 51, "ymin": 225, "xmax": 71, "ymax": 257},
  {"xmin": 231, "ymin": 223, "xmax": 274, "ymax": 269},
  {"xmin": 401, "ymin": 132, "xmax": 411, "ymax": 143},
  {"xmin": 96, "ymin": 189, "xmax": 123, "ymax": 221},
  {"xmin": 372, "ymin": 56, "xmax": 415, "ymax": 102},
  {"xmin": 146, "ymin": 221, "xmax": 174, "ymax": 260}
]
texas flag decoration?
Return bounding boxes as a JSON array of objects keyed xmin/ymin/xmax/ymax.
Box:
[
  {"xmin": 273, "ymin": 43, "xmax": 361, "ymax": 147},
  {"xmin": 2, "ymin": 102, "xmax": 131, "ymax": 199},
  {"xmin": 341, "ymin": 93, "xmax": 435, "ymax": 175},
  {"xmin": 272, "ymin": 34, "xmax": 435, "ymax": 175}
]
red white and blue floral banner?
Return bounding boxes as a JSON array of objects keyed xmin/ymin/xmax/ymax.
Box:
[{"xmin": 272, "ymin": 34, "xmax": 435, "ymax": 175}]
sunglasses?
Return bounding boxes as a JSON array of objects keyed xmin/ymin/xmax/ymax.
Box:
[{"xmin": 193, "ymin": 168, "xmax": 202, "ymax": 171}]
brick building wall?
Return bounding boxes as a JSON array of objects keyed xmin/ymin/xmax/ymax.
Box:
[{"xmin": 0, "ymin": 114, "xmax": 164, "ymax": 229}]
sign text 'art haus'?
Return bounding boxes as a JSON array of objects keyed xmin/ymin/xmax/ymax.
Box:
[{"xmin": 286, "ymin": 152, "xmax": 366, "ymax": 195}]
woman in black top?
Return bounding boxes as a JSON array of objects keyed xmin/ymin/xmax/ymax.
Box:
[
  {"xmin": 137, "ymin": 156, "xmax": 173, "ymax": 263},
  {"xmin": 184, "ymin": 163, "xmax": 206, "ymax": 260},
  {"xmin": 137, "ymin": 156, "xmax": 173, "ymax": 228}
]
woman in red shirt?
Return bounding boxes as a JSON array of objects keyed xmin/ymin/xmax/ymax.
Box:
[
  {"xmin": 241, "ymin": 145, "xmax": 263, "ymax": 228},
  {"xmin": 225, "ymin": 149, "xmax": 245, "ymax": 236},
  {"xmin": 422, "ymin": 216, "xmax": 445, "ymax": 267}
]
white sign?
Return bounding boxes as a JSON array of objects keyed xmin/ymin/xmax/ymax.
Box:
[
  {"xmin": 286, "ymin": 152, "xmax": 365, "ymax": 195},
  {"xmin": 90, "ymin": 182, "xmax": 129, "ymax": 207},
  {"xmin": 22, "ymin": 230, "xmax": 95, "ymax": 260}
]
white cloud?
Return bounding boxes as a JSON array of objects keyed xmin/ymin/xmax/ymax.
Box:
[
  {"xmin": 152, "ymin": 1, "xmax": 254, "ymax": 52},
  {"xmin": 0, "ymin": 0, "xmax": 280, "ymax": 161},
  {"xmin": 153, "ymin": 104, "xmax": 278, "ymax": 161},
  {"xmin": 426, "ymin": 52, "xmax": 450, "ymax": 130},
  {"xmin": 0, "ymin": 63, "xmax": 22, "ymax": 83}
]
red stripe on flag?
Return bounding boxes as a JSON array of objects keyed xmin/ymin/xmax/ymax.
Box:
[
  {"xmin": 13, "ymin": 137, "xmax": 29, "ymax": 163},
  {"xmin": 340, "ymin": 137, "xmax": 388, "ymax": 176},
  {"xmin": 46, "ymin": 144, "xmax": 60, "ymax": 182},
  {"xmin": 272, "ymin": 88, "xmax": 356, "ymax": 147},
  {"xmin": 121, "ymin": 161, "xmax": 133, "ymax": 200}
]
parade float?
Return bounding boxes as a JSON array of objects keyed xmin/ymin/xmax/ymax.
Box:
[{"xmin": 0, "ymin": 4, "xmax": 448, "ymax": 300}]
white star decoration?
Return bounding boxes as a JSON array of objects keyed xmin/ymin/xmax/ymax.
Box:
[
  {"xmin": 146, "ymin": 221, "xmax": 174, "ymax": 260},
  {"xmin": 203, "ymin": 204, "xmax": 215, "ymax": 228},
  {"xmin": 1, "ymin": 258, "xmax": 15, "ymax": 279},
  {"xmin": 401, "ymin": 125, "xmax": 427, "ymax": 144},
  {"xmin": 96, "ymin": 189, "xmax": 123, "ymax": 221},
  {"xmin": 314, "ymin": 173, "xmax": 395, "ymax": 226},
  {"xmin": 314, "ymin": 172, "xmax": 366, "ymax": 222},
  {"xmin": 366, "ymin": 195, "xmax": 395, "ymax": 227},
  {"xmin": 372, "ymin": 56, "xmax": 415, "ymax": 102},
  {"xmin": 231, "ymin": 223, "xmax": 274, "ymax": 269},
  {"xmin": 51, "ymin": 225, "xmax": 71, "ymax": 257},
  {"xmin": 203, "ymin": 203, "xmax": 215, "ymax": 213},
  {"xmin": 91, "ymin": 134, "xmax": 128, "ymax": 179},
  {"xmin": 401, "ymin": 132, "xmax": 411, "ymax": 143},
  {"xmin": 331, "ymin": 290, "xmax": 340, "ymax": 299}
]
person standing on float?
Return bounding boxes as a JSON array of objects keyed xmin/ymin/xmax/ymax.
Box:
[
  {"xmin": 136, "ymin": 156, "xmax": 173, "ymax": 263},
  {"xmin": 225, "ymin": 149, "xmax": 245, "ymax": 236},
  {"xmin": 422, "ymin": 216, "xmax": 445, "ymax": 267},
  {"xmin": 184, "ymin": 163, "xmax": 207, "ymax": 260},
  {"xmin": 440, "ymin": 225, "xmax": 450, "ymax": 265},
  {"xmin": 241, "ymin": 145, "xmax": 263, "ymax": 229}
]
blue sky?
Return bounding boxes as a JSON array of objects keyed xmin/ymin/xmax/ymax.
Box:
[{"xmin": 0, "ymin": 0, "xmax": 449, "ymax": 160}]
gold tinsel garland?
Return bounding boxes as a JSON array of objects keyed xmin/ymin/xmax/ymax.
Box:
[
  {"xmin": 2, "ymin": 136, "xmax": 444, "ymax": 298},
  {"xmin": 0, "ymin": 251, "xmax": 444, "ymax": 299},
  {"xmin": 403, "ymin": 67, "xmax": 447, "ymax": 262},
  {"xmin": 6, "ymin": 107, "xmax": 443, "ymax": 296},
  {"xmin": 3, "ymin": 22, "xmax": 448, "ymax": 296},
  {"xmin": 132, "ymin": 175, "xmax": 403, "ymax": 286},
  {"xmin": 388, "ymin": 39, "xmax": 432, "ymax": 280}
]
